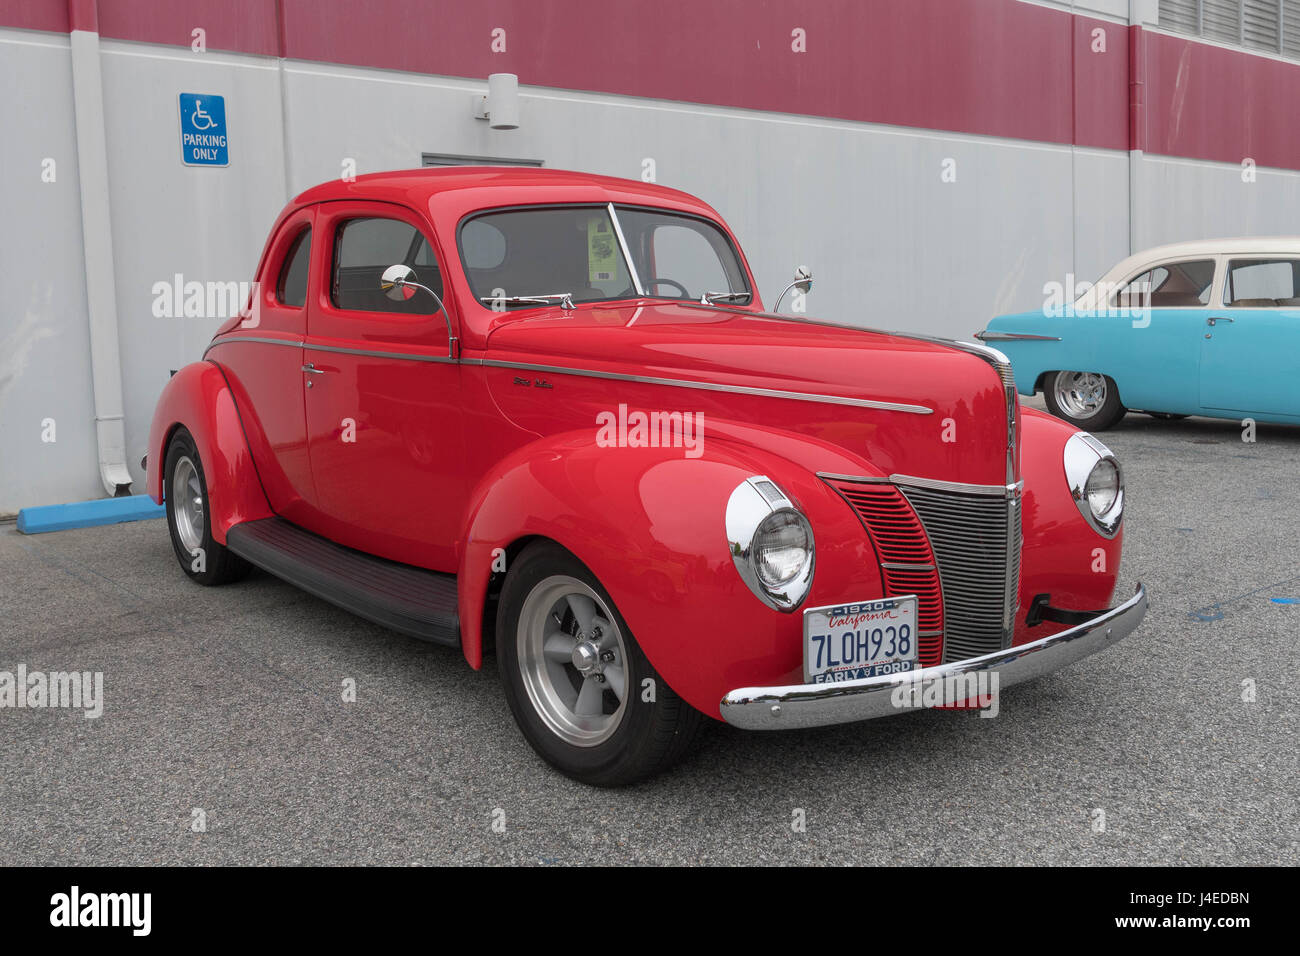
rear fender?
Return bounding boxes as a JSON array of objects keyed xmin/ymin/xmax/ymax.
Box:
[{"xmin": 146, "ymin": 361, "xmax": 273, "ymax": 544}]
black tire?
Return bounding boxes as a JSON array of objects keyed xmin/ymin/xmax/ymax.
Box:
[
  {"xmin": 1042, "ymin": 370, "xmax": 1126, "ymax": 431},
  {"xmin": 163, "ymin": 427, "xmax": 251, "ymax": 586},
  {"xmin": 497, "ymin": 541, "xmax": 703, "ymax": 786}
]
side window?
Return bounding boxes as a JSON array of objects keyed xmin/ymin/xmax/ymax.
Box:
[
  {"xmin": 276, "ymin": 227, "xmax": 311, "ymax": 308},
  {"xmin": 1112, "ymin": 259, "xmax": 1214, "ymax": 308},
  {"xmin": 1224, "ymin": 259, "xmax": 1300, "ymax": 306},
  {"xmin": 331, "ymin": 217, "xmax": 444, "ymax": 314},
  {"xmin": 648, "ymin": 224, "xmax": 730, "ymax": 299}
]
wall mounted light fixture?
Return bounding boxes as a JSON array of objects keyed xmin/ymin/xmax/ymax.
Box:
[{"xmin": 472, "ymin": 73, "xmax": 520, "ymax": 130}]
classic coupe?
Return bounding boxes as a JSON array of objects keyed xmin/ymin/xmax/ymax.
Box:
[
  {"xmin": 147, "ymin": 168, "xmax": 1146, "ymax": 785},
  {"xmin": 980, "ymin": 239, "xmax": 1300, "ymax": 430}
]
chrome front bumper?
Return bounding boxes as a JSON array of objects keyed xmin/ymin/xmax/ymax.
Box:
[{"xmin": 718, "ymin": 584, "xmax": 1147, "ymax": 730}]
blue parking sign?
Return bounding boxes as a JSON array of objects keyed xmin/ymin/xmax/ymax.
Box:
[{"xmin": 178, "ymin": 93, "xmax": 229, "ymax": 167}]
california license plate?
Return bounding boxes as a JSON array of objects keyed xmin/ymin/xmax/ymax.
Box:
[{"xmin": 804, "ymin": 597, "xmax": 919, "ymax": 683}]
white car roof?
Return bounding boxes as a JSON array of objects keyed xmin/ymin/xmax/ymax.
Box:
[
  {"xmin": 1105, "ymin": 237, "xmax": 1300, "ymax": 276},
  {"xmin": 1077, "ymin": 237, "xmax": 1300, "ymax": 308}
]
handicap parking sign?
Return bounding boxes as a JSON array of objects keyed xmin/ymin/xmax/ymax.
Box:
[{"xmin": 178, "ymin": 93, "xmax": 229, "ymax": 167}]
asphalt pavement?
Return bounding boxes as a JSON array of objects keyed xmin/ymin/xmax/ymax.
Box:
[{"xmin": 2, "ymin": 404, "xmax": 1297, "ymax": 865}]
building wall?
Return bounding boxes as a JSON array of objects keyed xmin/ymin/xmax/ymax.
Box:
[{"xmin": 3, "ymin": 0, "xmax": 1300, "ymax": 512}]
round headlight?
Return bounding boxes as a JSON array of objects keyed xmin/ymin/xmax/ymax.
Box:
[
  {"xmin": 725, "ymin": 477, "xmax": 816, "ymax": 611},
  {"xmin": 1084, "ymin": 458, "xmax": 1120, "ymax": 517},
  {"xmin": 753, "ymin": 510, "xmax": 813, "ymax": 588},
  {"xmin": 1063, "ymin": 432, "xmax": 1124, "ymax": 538}
]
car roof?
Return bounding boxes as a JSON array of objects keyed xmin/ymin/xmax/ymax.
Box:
[
  {"xmin": 291, "ymin": 166, "xmax": 724, "ymax": 222},
  {"xmin": 1103, "ymin": 237, "xmax": 1300, "ymax": 277}
]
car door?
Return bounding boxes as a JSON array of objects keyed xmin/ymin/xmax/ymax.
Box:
[
  {"xmin": 1200, "ymin": 257, "xmax": 1300, "ymax": 418},
  {"xmin": 212, "ymin": 207, "xmax": 318, "ymax": 524},
  {"xmin": 302, "ymin": 201, "xmax": 465, "ymax": 571},
  {"xmin": 1086, "ymin": 257, "xmax": 1217, "ymax": 413}
]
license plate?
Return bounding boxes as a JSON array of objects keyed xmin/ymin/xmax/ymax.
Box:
[{"xmin": 803, "ymin": 597, "xmax": 919, "ymax": 684}]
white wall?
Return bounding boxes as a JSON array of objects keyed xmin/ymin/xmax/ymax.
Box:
[{"xmin": 1, "ymin": 22, "xmax": 1298, "ymax": 512}]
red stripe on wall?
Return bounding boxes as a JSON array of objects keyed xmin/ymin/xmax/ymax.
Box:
[
  {"xmin": 3, "ymin": 1, "xmax": 1300, "ymax": 170},
  {"xmin": 279, "ymin": 0, "xmax": 1127, "ymax": 149},
  {"xmin": 3, "ymin": 0, "xmax": 67, "ymax": 32},
  {"xmin": 96, "ymin": 0, "xmax": 280, "ymax": 56},
  {"xmin": 1143, "ymin": 28, "xmax": 1300, "ymax": 169}
]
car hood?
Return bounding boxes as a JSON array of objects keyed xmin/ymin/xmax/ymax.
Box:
[{"xmin": 482, "ymin": 300, "xmax": 1018, "ymax": 486}]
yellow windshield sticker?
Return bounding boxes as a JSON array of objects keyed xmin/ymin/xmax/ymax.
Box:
[{"xmin": 588, "ymin": 216, "xmax": 619, "ymax": 283}]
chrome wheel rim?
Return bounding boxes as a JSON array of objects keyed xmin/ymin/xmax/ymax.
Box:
[
  {"xmin": 517, "ymin": 575, "xmax": 629, "ymax": 748},
  {"xmin": 1054, "ymin": 371, "xmax": 1107, "ymax": 419},
  {"xmin": 171, "ymin": 455, "xmax": 205, "ymax": 553}
]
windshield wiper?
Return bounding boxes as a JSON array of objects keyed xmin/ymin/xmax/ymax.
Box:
[
  {"xmin": 700, "ymin": 291, "xmax": 753, "ymax": 305},
  {"xmin": 479, "ymin": 292, "xmax": 575, "ymax": 310}
]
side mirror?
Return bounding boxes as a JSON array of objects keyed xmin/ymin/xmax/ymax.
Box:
[
  {"xmin": 381, "ymin": 263, "xmax": 421, "ymax": 302},
  {"xmin": 378, "ymin": 264, "xmax": 459, "ymax": 360},
  {"xmin": 773, "ymin": 265, "xmax": 813, "ymax": 313},
  {"xmin": 793, "ymin": 265, "xmax": 813, "ymax": 295}
]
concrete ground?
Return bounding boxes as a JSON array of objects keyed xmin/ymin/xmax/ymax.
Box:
[{"xmin": 2, "ymin": 405, "xmax": 1297, "ymax": 865}]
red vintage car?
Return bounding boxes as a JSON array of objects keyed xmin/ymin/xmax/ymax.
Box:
[{"xmin": 146, "ymin": 167, "xmax": 1146, "ymax": 785}]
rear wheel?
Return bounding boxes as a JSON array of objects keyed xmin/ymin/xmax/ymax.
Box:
[
  {"xmin": 1043, "ymin": 370, "xmax": 1126, "ymax": 430},
  {"xmin": 164, "ymin": 428, "xmax": 250, "ymax": 585},
  {"xmin": 497, "ymin": 541, "xmax": 702, "ymax": 786}
]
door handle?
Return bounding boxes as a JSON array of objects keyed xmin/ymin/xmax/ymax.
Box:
[
  {"xmin": 301, "ymin": 363, "xmax": 327, "ymax": 374},
  {"xmin": 1207, "ymin": 316, "xmax": 1234, "ymax": 326}
]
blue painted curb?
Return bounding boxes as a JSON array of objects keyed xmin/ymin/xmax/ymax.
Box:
[{"xmin": 17, "ymin": 495, "xmax": 166, "ymax": 534}]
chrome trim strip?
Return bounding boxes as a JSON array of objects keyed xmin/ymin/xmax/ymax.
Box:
[
  {"xmin": 205, "ymin": 335, "xmax": 459, "ymax": 365},
  {"xmin": 1003, "ymin": 494, "xmax": 1021, "ymax": 636},
  {"xmin": 204, "ymin": 335, "xmax": 303, "ymax": 358},
  {"xmin": 606, "ymin": 203, "xmax": 644, "ymax": 296},
  {"xmin": 974, "ymin": 331, "xmax": 1062, "ymax": 342},
  {"xmin": 881, "ymin": 562, "xmax": 935, "ymax": 571},
  {"xmin": 305, "ymin": 342, "xmax": 459, "ymax": 364},
  {"xmin": 817, "ymin": 472, "xmax": 1023, "ymax": 498},
  {"xmin": 473, "ymin": 359, "xmax": 934, "ymax": 414},
  {"xmin": 719, "ymin": 585, "xmax": 1147, "ymax": 730}
]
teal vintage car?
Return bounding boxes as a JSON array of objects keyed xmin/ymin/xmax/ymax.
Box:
[{"xmin": 978, "ymin": 239, "xmax": 1300, "ymax": 430}]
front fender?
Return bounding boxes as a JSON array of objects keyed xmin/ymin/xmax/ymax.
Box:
[
  {"xmin": 146, "ymin": 361, "xmax": 273, "ymax": 544},
  {"xmin": 1014, "ymin": 407, "xmax": 1122, "ymax": 644},
  {"xmin": 456, "ymin": 429, "xmax": 884, "ymax": 718}
]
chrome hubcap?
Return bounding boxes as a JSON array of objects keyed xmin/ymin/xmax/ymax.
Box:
[
  {"xmin": 171, "ymin": 455, "xmax": 205, "ymax": 553},
  {"xmin": 518, "ymin": 575, "xmax": 629, "ymax": 747},
  {"xmin": 1054, "ymin": 371, "xmax": 1107, "ymax": 418}
]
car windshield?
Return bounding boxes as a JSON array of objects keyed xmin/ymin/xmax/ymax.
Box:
[{"xmin": 457, "ymin": 204, "xmax": 751, "ymax": 309}]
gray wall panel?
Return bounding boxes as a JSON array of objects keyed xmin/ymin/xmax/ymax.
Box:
[{"xmin": 0, "ymin": 33, "xmax": 100, "ymax": 512}]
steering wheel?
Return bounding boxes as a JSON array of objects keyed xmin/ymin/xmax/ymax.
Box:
[{"xmin": 643, "ymin": 278, "xmax": 691, "ymax": 299}]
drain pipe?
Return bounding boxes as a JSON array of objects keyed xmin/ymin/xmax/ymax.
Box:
[
  {"xmin": 68, "ymin": 0, "xmax": 132, "ymax": 496},
  {"xmin": 1128, "ymin": 0, "xmax": 1151, "ymax": 255}
]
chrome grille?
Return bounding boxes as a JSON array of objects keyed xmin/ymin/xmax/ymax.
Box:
[{"xmin": 900, "ymin": 485, "xmax": 1022, "ymax": 663}]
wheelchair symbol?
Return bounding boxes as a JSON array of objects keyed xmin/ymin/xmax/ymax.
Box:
[{"xmin": 189, "ymin": 99, "xmax": 217, "ymax": 131}]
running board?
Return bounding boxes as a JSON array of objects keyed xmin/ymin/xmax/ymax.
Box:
[{"xmin": 226, "ymin": 517, "xmax": 460, "ymax": 646}]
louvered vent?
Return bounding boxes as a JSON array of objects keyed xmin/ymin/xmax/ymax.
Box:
[{"xmin": 827, "ymin": 482, "xmax": 944, "ymax": 666}]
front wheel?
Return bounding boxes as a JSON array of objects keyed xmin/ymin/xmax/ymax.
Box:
[
  {"xmin": 1043, "ymin": 370, "xmax": 1126, "ymax": 430},
  {"xmin": 497, "ymin": 542, "xmax": 702, "ymax": 786}
]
